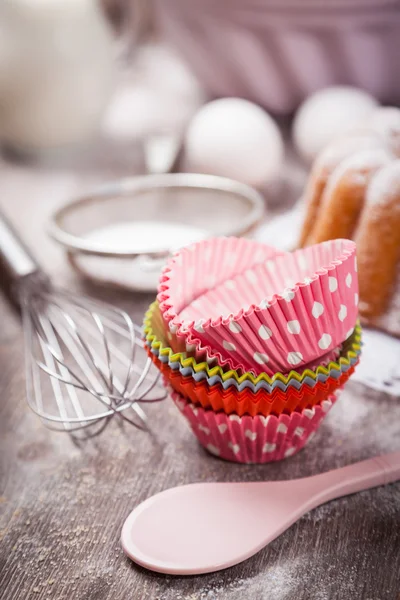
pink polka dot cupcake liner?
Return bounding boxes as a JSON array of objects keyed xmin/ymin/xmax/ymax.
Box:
[
  {"xmin": 158, "ymin": 237, "xmax": 286, "ymax": 362},
  {"xmin": 158, "ymin": 237, "xmax": 358, "ymax": 376},
  {"xmin": 170, "ymin": 387, "xmax": 338, "ymax": 464}
]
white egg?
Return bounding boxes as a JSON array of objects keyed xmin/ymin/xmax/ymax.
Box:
[
  {"xmin": 293, "ymin": 86, "xmax": 378, "ymax": 164},
  {"xmin": 183, "ymin": 98, "xmax": 283, "ymax": 187}
]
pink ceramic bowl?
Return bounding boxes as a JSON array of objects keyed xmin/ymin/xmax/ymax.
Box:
[
  {"xmin": 170, "ymin": 387, "xmax": 338, "ymax": 464},
  {"xmin": 154, "ymin": 0, "xmax": 400, "ymax": 114},
  {"xmin": 158, "ymin": 237, "xmax": 358, "ymax": 376}
]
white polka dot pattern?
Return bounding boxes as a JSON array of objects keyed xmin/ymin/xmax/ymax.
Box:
[
  {"xmin": 253, "ymin": 352, "xmax": 269, "ymax": 364},
  {"xmin": 198, "ymin": 424, "xmax": 210, "ymax": 435},
  {"xmin": 303, "ymin": 408, "xmax": 315, "ymax": 419},
  {"xmin": 294, "ymin": 427, "xmax": 305, "ymax": 437},
  {"xmin": 194, "ymin": 321, "xmax": 205, "ymax": 333},
  {"xmin": 329, "ymin": 277, "xmax": 338, "ymax": 292},
  {"xmin": 287, "ymin": 320, "xmax": 301, "ymax": 334},
  {"xmin": 229, "ymin": 321, "xmax": 242, "ymax": 334},
  {"xmin": 318, "ymin": 333, "xmax": 332, "ymax": 350},
  {"xmin": 284, "ymin": 447, "xmax": 296, "ymax": 457},
  {"xmin": 245, "ymin": 270, "xmax": 258, "ymax": 284},
  {"xmin": 338, "ymin": 305, "xmax": 347, "ymax": 322},
  {"xmin": 321, "ymin": 399, "xmax": 333, "ymax": 412},
  {"xmin": 312, "ymin": 301, "xmax": 324, "ymax": 318},
  {"xmin": 283, "ymin": 289, "xmax": 295, "ymax": 302},
  {"xmin": 229, "ymin": 414, "xmax": 241, "ymax": 422},
  {"xmin": 258, "ymin": 325, "xmax": 272, "ymax": 340},
  {"xmin": 259, "ymin": 299, "xmax": 270, "ymax": 309},
  {"xmin": 206, "ymin": 444, "xmax": 220, "ymax": 456},
  {"xmin": 287, "ymin": 351, "xmax": 303, "ymax": 365},
  {"xmin": 263, "ymin": 443, "xmax": 277, "ymax": 453},
  {"xmin": 223, "ymin": 340, "xmax": 236, "ymax": 351},
  {"xmin": 227, "ymin": 442, "xmax": 240, "ymax": 454},
  {"xmin": 205, "ymin": 274, "xmax": 217, "ymax": 288}
]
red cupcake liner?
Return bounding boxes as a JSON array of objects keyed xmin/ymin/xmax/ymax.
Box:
[{"xmin": 162, "ymin": 359, "xmax": 356, "ymax": 416}]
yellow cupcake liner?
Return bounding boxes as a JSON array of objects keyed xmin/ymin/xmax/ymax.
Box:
[{"xmin": 143, "ymin": 301, "xmax": 362, "ymax": 387}]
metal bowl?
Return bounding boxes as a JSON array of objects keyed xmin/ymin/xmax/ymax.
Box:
[{"xmin": 48, "ymin": 173, "xmax": 264, "ymax": 292}]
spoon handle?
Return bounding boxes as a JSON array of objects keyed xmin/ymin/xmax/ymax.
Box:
[{"xmin": 307, "ymin": 451, "xmax": 400, "ymax": 508}]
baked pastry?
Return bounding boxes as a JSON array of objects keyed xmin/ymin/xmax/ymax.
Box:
[{"xmin": 298, "ymin": 107, "xmax": 400, "ymax": 336}]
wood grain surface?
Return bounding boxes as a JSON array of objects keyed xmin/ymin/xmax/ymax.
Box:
[{"xmin": 0, "ymin": 141, "xmax": 399, "ymax": 600}]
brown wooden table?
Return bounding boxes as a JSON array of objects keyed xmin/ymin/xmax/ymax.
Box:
[{"xmin": 0, "ymin": 141, "xmax": 399, "ymax": 600}]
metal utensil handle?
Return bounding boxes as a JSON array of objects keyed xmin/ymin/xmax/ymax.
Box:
[{"xmin": 0, "ymin": 210, "xmax": 42, "ymax": 293}]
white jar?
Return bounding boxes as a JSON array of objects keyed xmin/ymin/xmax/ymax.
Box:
[{"xmin": 0, "ymin": 0, "xmax": 116, "ymax": 153}]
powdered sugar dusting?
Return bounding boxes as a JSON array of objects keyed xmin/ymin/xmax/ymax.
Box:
[
  {"xmin": 366, "ymin": 159, "xmax": 400, "ymax": 207},
  {"xmin": 315, "ymin": 133, "xmax": 381, "ymax": 172},
  {"xmin": 323, "ymin": 147, "xmax": 392, "ymax": 199},
  {"xmin": 368, "ymin": 106, "xmax": 400, "ymax": 156},
  {"xmin": 336, "ymin": 147, "xmax": 392, "ymax": 172}
]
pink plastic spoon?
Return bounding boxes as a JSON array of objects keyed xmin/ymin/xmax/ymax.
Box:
[{"xmin": 121, "ymin": 452, "xmax": 400, "ymax": 575}]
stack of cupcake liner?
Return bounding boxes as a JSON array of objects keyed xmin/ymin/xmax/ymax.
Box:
[{"xmin": 146, "ymin": 237, "xmax": 361, "ymax": 464}]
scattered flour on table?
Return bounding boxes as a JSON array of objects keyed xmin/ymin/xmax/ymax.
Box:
[
  {"xmin": 183, "ymin": 555, "xmax": 358, "ymax": 600},
  {"xmin": 179, "ymin": 557, "xmax": 307, "ymax": 600},
  {"xmin": 321, "ymin": 384, "xmax": 400, "ymax": 454}
]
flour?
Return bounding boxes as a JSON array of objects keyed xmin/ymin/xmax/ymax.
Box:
[
  {"xmin": 84, "ymin": 221, "xmax": 208, "ymax": 254},
  {"xmin": 315, "ymin": 382, "xmax": 400, "ymax": 457},
  {"xmin": 73, "ymin": 221, "xmax": 208, "ymax": 291},
  {"xmin": 351, "ymin": 328, "xmax": 400, "ymax": 396}
]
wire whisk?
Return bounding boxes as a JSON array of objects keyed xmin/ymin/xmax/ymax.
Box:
[{"xmin": 0, "ymin": 211, "xmax": 166, "ymax": 434}]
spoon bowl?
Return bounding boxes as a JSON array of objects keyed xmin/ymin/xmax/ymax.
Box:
[{"xmin": 121, "ymin": 452, "xmax": 400, "ymax": 575}]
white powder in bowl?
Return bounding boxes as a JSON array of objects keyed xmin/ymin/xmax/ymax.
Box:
[{"xmin": 72, "ymin": 220, "xmax": 208, "ymax": 291}]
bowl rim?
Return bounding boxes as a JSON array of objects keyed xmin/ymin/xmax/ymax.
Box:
[{"xmin": 48, "ymin": 173, "xmax": 265, "ymax": 259}]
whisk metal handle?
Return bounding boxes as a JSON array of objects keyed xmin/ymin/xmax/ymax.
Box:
[{"xmin": 0, "ymin": 210, "xmax": 43, "ymax": 301}]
